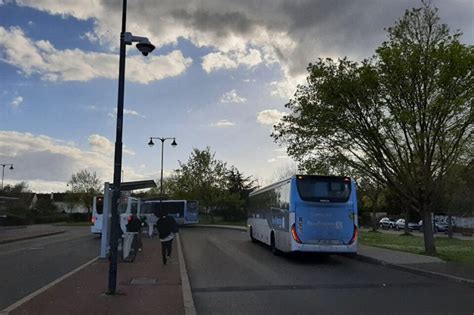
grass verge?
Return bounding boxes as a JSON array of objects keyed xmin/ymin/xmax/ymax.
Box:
[{"xmin": 359, "ymin": 231, "xmax": 474, "ymax": 264}]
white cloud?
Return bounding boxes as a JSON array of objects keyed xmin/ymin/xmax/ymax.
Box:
[
  {"xmin": 108, "ymin": 108, "xmax": 146, "ymax": 119},
  {"xmin": 81, "ymin": 31, "xmax": 99, "ymax": 43},
  {"xmin": 0, "ymin": 131, "xmax": 113, "ymax": 184},
  {"xmin": 267, "ymin": 158, "xmax": 276, "ymax": 163},
  {"xmin": 202, "ymin": 49, "xmax": 263, "ymax": 73},
  {"xmin": 88, "ymin": 134, "xmax": 135, "ymax": 156},
  {"xmin": 0, "ymin": 26, "xmax": 192, "ymax": 84},
  {"xmin": 0, "ymin": 131, "xmax": 142, "ymax": 192},
  {"xmin": 13, "ymin": 0, "xmax": 474, "ymax": 93},
  {"xmin": 257, "ymin": 109, "xmax": 286, "ymax": 126},
  {"xmin": 212, "ymin": 120, "xmax": 236, "ymax": 128},
  {"xmin": 220, "ymin": 89, "xmax": 246, "ymax": 103},
  {"xmin": 10, "ymin": 96, "xmax": 24, "ymax": 107}
]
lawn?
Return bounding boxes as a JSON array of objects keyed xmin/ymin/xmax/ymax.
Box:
[{"xmin": 359, "ymin": 230, "xmax": 474, "ymax": 264}]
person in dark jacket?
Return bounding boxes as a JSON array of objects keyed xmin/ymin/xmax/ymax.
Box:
[
  {"xmin": 155, "ymin": 208, "xmax": 178, "ymax": 265},
  {"xmin": 126, "ymin": 214, "xmax": 142, "ymax": 251}
]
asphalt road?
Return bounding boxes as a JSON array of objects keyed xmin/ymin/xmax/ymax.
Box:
[
  {"xmin": 180, "ymin": 227, "xmax": 474, "ymax": 315},
  {"xmin": 0, "ymin": 226, "xmax": 99, "ymax": 310}
]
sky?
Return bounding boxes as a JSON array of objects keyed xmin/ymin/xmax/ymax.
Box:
[{"xmin": 0, "ymin": 0, "xmax": 473, "ymax": 193}]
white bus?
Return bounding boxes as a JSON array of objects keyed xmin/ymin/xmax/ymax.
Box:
[
  {"xmin": 90, "ymin": 195, "xmax": 141, "ymax": 234},
  {"xmin": 248, "ymin": 175, "xmax": 358, "ymax": 255},
  {"xmin": 90, "ymin": 196, "xmax": 104, "ymax": 234},
  {"xmin": 141, "ymin": 200, "xmax": 199, "ymax": 225}
]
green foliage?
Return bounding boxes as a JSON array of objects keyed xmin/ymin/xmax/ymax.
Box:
[
  {"xmin": 162, "ymin": 147, "xmax": 255, "ymax": 221},
  {"xmin": 1, "ymin": 182, "xmax": 30, "ymax": 194},
  {"xmin": 66, "ymin": 169, "xmax": 102, "ymax": 214},
  {"xmin": 360, "ymin": 231, "xmax": 474, "ymax": 264},
  {"xmin": 35, "ymin": 198, "xmax": 58, "ymax": 214},
  {"xmin": 273, "ymin": 2, "xmax": 473, "ymax": 254}
]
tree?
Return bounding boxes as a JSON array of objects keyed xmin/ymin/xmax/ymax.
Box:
[
  {"xmin": 66, "ymin": 170, "xmax": 102, "ymax": 216},
  {"xmin": 271, "ymin": 163, "xmax": 299, "ymax": 182},
  {"xmin": 172, "ymin": 147, "xmax": 228, "ymax": 212},
  {"xmin": 273, "ymin": 2, "xmax": 473, "ymax": 255},
  {"xmin": 165, "ymin": 148, "xmax": 255, "ymax": 222},
  {"xmin": 1, "ymin": 182, "xmax": 30, "ymax": 194},
  {"xmin": 225, "ymin": 166, "xmax": 255, "ymax": 199}
]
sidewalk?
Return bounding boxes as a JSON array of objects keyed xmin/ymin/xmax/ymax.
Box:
[
  {"xmin": 0, "ymin": 225, "xmax": 65, "ymax": 244},
  {"xmin": 3, "ymin": 235, "xmax": 191, "ymax": 315},
  {"xmin": 356, "ymin": 244, "xmax": 474, "ymax": 284}
]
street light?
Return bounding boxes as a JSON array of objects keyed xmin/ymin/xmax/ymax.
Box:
[
  {"xmin": 108, "ymin": 0, "xmax": 155, "ymax": 295},
  {"xmin": 1, "ymin": 163, "xmax": 14, "ymax": 190},
  {"xmin": 148, "ymin": 137, "xmax": 177, "ymax": 196}
]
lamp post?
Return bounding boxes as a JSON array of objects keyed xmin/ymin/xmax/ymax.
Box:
[
  {"xmin": 148, "ymin": 137, "xmax": 177, "ymax": 196},
  {"xmin": 108, "ymin": 0, "xmax": 155, "ymax": 295},
  {"xmin": 1, "ymin": 163, "xmax": 14, "ymax": 190}
]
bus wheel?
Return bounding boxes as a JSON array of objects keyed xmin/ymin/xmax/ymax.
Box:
[
  {"xmin": 271, "ymin": 233, "xmax": 280, "ymax": 256},
  {"xmin": 250, "ymin": 227, "xmax": 257, "ymax": 243}
]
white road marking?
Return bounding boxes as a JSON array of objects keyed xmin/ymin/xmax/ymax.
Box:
[{"xmin": 0, "ymin": 256, "xmax": 99, "ymax": 314}]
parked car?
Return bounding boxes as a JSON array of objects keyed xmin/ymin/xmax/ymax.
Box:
[
  {"xmin": 395, "ymin": 219, "xmax": 420, "ymax": 231},
  {"xmin": 379, "ymin": 217, "xmax": 396, "ymax": 229},
  {"xmin": 418, "ymin": 220, "xmax": 448, "ymax": 233}
]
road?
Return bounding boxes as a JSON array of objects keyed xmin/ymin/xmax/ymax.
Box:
[
  {"xmin": 180, "ymin": 227, "xmax": 474, "ymax": 315},
  {"xmin": 0, "ymin": 226, "xmax": 99, "ymax": 310}
]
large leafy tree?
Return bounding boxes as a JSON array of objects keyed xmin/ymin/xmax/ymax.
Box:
[
  {"xmin": 66, "ymin": 169, "xmax": 102, "ymax": 216},
  {"xmin": 172, "ymin": 147, "xmax": 228, "ymax": 211},
  {"xmin": 273, "ymin": 3, "xmax": 473, "ymax": 255},
  {"xmin": 165, "ymin": 148, "xmax": 255, "ymax": 221}
]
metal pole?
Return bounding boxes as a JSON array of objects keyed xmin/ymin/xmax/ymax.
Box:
[
  {"xmin": 1, "ymin": 165, "xmax": 4, "ymax": 190},
  {"xmin": 107, "ymin": 0, "xmax": 127, "ymax": 295},
  {"xmin": 161, "ymin": 139, "xmax": 165, "ymax": 196}
]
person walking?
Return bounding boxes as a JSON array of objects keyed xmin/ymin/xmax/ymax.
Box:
[{"xmin": 156, "ymin": 208, "xmax": 178, "ymax": 265}]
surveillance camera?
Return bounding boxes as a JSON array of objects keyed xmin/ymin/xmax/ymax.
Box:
[{"xmin": 136, "ymin": 42, "xmax": 155, "ymax": 56}]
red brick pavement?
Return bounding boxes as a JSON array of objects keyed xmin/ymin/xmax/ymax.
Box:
[{"xmin": 10, "ymin": 237, "xmax": 184, "ymax": 315}]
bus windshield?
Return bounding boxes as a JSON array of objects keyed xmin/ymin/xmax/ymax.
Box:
[
  {"xmin": 296, "ymin": 176, "xmax": 351, "ymax": 202},
  {"xmin": 96, "ymin": 197, "xmax": 104, "ymax": 214}
]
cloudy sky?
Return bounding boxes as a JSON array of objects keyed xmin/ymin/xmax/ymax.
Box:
[{"xmin": 0, "ymin": 0, "xmax": 472, "ymax": 192}]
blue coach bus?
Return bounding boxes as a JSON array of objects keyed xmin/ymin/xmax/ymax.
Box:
[
  {"xmin": 141, "ymin": 200, "xmax": 199, "ymax": 225},
  {"xmin": 247, "ymin": 175, "xmax": 358, "ymax": 254}
]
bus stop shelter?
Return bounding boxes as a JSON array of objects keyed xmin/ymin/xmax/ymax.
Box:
[{"xmin": 100, "ymin": 180, "xmax": 157, "ymax": 258}]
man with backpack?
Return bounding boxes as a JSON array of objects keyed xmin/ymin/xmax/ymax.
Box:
[{"xmin": 155, "ymin": 208, "xmax": 178, "ymax": 265}]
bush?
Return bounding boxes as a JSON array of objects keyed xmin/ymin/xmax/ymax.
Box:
[
  {"xmin": 32, "ymin": 213, "xmax": 68, "ymax": 224},
  {"xmin": 214, "ymin": 207, "xmax": 246, "ymax": 222},
  {"xmin": 67, "ymin": 213, "xmax": 90, "ymax": 222},
  {"xmin": 0, "ymin": 214, "xmax": 30, "ymax": 226},
  {"xmin": 35, "ymin": 198, "xmax": 58, "ymax": 213}
]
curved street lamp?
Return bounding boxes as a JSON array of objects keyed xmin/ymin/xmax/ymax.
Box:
[
  {"xmin": 0, "ymin": 163, "xmax": 14, "ymax": 190},
  {"xmin": 148, "ymin": 137, "xmax": 177, "ymax": 197},
  {"xmin": 108, "ymin": 0, "xmax": 156, "ymax": 295}
]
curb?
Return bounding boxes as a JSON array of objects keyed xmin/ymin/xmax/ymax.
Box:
[
  {"xmin": 0, "ymin": 230, "xmax": 65, "ymax": 245},
  {"xmin": 0, "ymin": 256, "xmax": 99, "ymax": 314},
  {"xmin": 177, "ymin": 233, "xmax": 197, "ymax": 315},
  {"xmin": 350, "ymin": 254, "xmax": 474, "ymax": 286}
]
